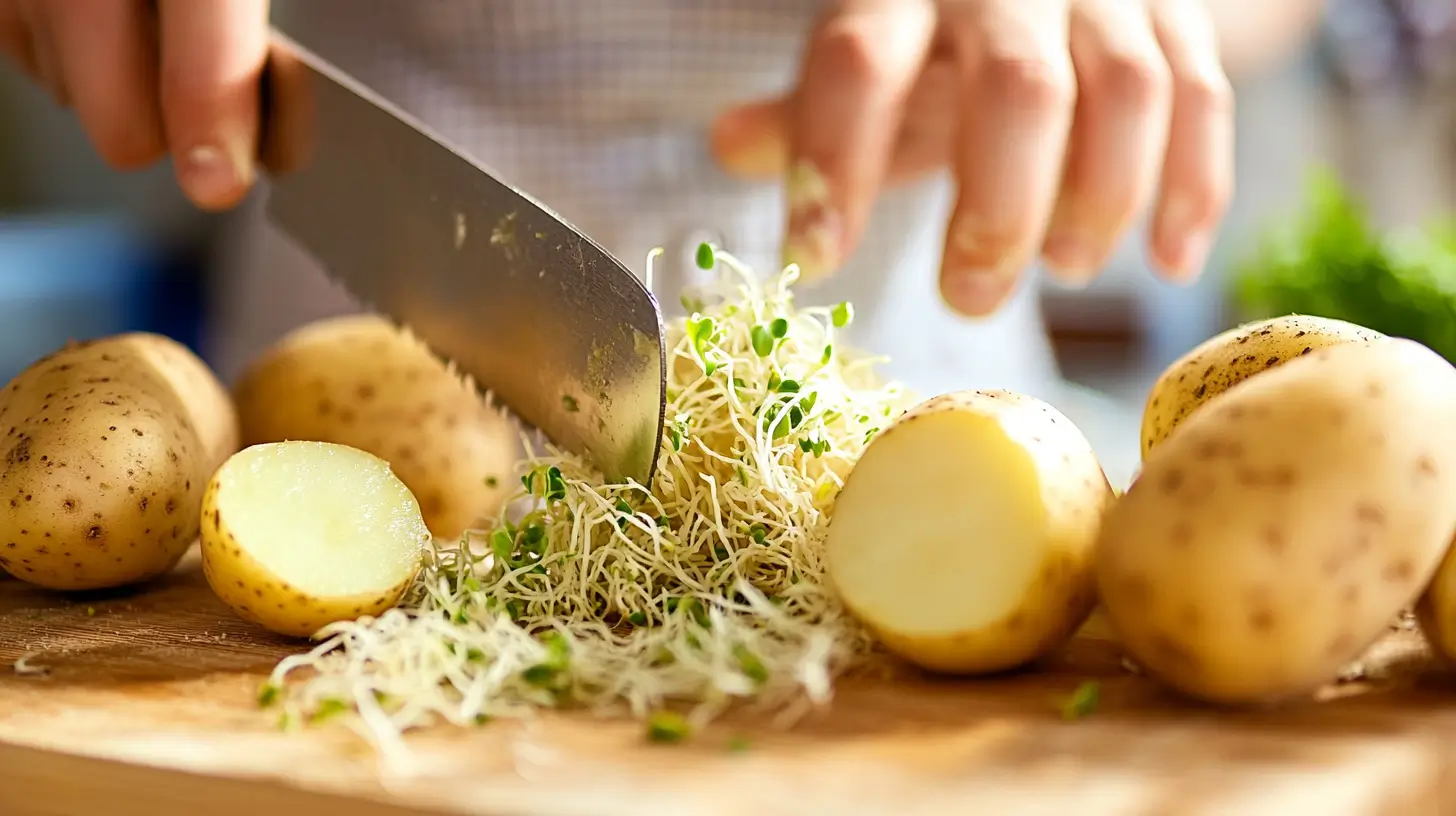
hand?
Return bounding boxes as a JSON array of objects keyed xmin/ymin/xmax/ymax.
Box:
[
  {"xmin": 711, "ymin": 0, "xmax": 1234, "ymax": 317},
  {"xmin": 0, "ymin": 0, "xmax": 271, "ymax": 211}
]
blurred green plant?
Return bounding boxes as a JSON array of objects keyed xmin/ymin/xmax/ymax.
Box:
[{"xmin": 1231, "ymin": 170, "xmax": 1456, "ymax": 363}]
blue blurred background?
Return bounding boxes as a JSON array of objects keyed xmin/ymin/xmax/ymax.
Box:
[{"xmin": 0, "ymin": 0, "xmax": 1451, "ymax": 405}]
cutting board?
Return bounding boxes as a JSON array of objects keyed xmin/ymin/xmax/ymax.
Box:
[{"xmin": 0, "ymin": 554, "xmax": 1453, "ymax": 816}]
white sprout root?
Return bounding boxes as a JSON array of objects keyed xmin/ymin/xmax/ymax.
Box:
[{"xmin": 264, "ymin": 250, "xmax": 912, "ymax": 748}]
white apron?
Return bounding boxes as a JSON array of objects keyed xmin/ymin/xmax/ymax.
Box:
[{"xmin": 209, "ymin": 0, "xmax": 1063, "ymax": 406}]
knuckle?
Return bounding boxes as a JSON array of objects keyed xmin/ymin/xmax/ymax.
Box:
[
  {"xmin": 977, "ymin": 55, "xmax": 1075, "ymax": 111},
  {"xmin": 812, "ymin": 19, "xmax": 896, "ymax": 88},
  {"xmin": 1174, "ymin": 71, "xmax": 1235, "ymax": 118},
  {"xmin": 90, "ymin": 118, "xmax": 165, "ymax": 170},
  {"xmin": 1090, "ymin": 52, "xmax": 1170, "ymax": 110}
]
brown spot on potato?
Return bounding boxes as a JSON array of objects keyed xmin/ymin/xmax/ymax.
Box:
[
  {"xmin": 1249, "ymin": 607, "xmax": 1275, "ymax": 632},
  {"xmin": 1327, "ymin": 632, "xmax": 1356, "ymax": 658},
  {"xmin": 1262, "ymin": 526, "xmax": 1286, "ymax": 555},
  {"xmin": 1354, "ymin": 503, "xmax": 1386, "ymax": 526},
  {"xmin": 1161, "ymin": 469, "xmax": 1184, "ymax": 493},
  {"xmin": 1383, "ymin": 560, "xmax": 1415, "ymax": 583},
  {"xmin": 1365, "ymin": 382, "xmax": 1384, "ymax": 399},
  {"xmin": 1416, "ymin": 456, "xmax": 1439, "ymax": 479},
  {"xmin": 62, "ymin": 499, "xmax": 77, "ymax": 512},
  {"xmin": 85, "ymin": 526, "xmax": 102, "ymax": 541},
  {"xmin": 1192, "ymin": 383, "xmax": 1207, "ymax": 400}
]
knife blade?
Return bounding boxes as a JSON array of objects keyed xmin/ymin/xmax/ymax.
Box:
[{"xmin": 257, "ymin": 31, "xmax": 667, "ymax": 486}]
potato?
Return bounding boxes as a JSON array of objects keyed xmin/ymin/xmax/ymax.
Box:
[
  {"xmin": 0, "ymin": 333, "xmax": 232, "ymax": 590},
  {"xmin": 122, "ymin": 332, "xmax": 240, "ymax": 474},
  {"xmin": 1098, "ymin": 339, "xmax": 1456, "ymax": 705},
  {"xmin": 826, "ymin": 390, "xmax": 1115, "ymax": 674},
  {"xmin": 201, "ymin": 441, "xmax": 429, "ymax": 638},
  {"xmin": 1417, "ymin": 548, "xmax": 1456, "ymax": 664},
  {"xmin": 234, "ymin": 315, "xmax": 518, "ymax": 539},
  {"xmin": 1140, "ymin": 315, "xmax": 1384, "ymax": 460}
]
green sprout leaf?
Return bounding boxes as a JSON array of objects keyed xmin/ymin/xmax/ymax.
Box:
[
  {"xmin": 770, "ymin": 317, "xmax": 789, "ymax": 339},
  {"xmin": 1058, "ymin": 680, "xmax": 1101, "ymax": 720},
  {"xmin": 695, "ymin": 242, "xmax": 716, "ymax": 270},
  {"xmin": 646, "ymin": 710, "xmax": 692, "ymax": 743},
  {"xmin": 831, "ymin": 301, "xmax": 854, "ymax": 328},
  {"xmin": 751, "ymin": 325, "xmax": 774, "ymax": 357}
]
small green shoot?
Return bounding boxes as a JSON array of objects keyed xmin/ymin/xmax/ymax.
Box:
[
  {"xmin": 646, "ymin": 710, "xmax": 692, "ymax": 743},
  {"xmin": 1059, "ymin": 681, "xmax": 1101, "ymax": 720},
  {"xmin": 695, "ymin": 242, "xmax": 716, "ymax": 270}
]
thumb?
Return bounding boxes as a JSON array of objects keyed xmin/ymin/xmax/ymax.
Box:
[{"xmin": 710, "ymin": 97, "xmax": 790, "ymax": 180}]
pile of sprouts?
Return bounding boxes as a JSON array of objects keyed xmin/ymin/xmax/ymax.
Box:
[{"xmin": 263, "ymin": 246, "xmax": 911, "ymax": 752}]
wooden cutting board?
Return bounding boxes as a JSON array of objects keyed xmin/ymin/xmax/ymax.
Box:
[{"xmin": 0, "ymin": 554, "xmax": 1453, "ymax": 816}]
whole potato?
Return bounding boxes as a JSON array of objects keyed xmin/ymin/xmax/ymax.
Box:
[
  {"xmin": 234, "ymin": 315, "xmax": 519, "ymax": 539},
  {"xmin": 1140, "ymin": 315, "xmax": 1384, "ymax": 460},
  {"xmin": 1099, "ymin": 339, "xmax": 1456, "ymax": 704},
  {"xmin": 118, "ymin": 332, "xmax": 240, "ymax": 474},
  {"xmin": 0, "ymin": 334, "xmax": 228, "ymax": 590},
  {"xmin": 828, "ymin": 390, "xmax": 1114, "ymax": 675}
]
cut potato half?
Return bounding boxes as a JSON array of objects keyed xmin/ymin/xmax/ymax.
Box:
[
  {"xmin": 200, "ymin": 441, "xmax": 429, "ymax": 638},
  {"xmin": 827, "ymin": 390, "xmax": 1114, "ymax": 674}
]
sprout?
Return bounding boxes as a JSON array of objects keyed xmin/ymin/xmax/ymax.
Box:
[{"xmin": 260, "ymin": 249, "xmax": 909, "ymax": 751}]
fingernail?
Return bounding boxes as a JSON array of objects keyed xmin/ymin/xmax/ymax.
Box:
[
  {"xmin": 713, "ymin": 108, "xmax": 786, "ymax": 177},
  {"xmin": 942, "ymin": 271, "xmax": 1015, "ymax": 316},
  {"xmin": 1164, "ymin": 230, "xmax": 1213, "ymax": 284},
  {"xmin": 782, "ymin": 160, "xmax": 841, "ymax": 281},
  {"xmin": 179, "ymin": 144, "xmax": 246, "ymax": 209},
  {"xmin": 1041, "ymin": 230, "xmax": 1103, "ymax": 283}
]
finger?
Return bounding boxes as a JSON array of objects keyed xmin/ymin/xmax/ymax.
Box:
[
  {"xmin": 158, "ymin": 0, "xmax": 270, "ymax": 211},
  {"xmin": 713, "ymin": 57, "xmax": 956, "ymax": 185},
  {"xmin": 939, "ymin": 0, "xmax": 1077, "ymax": 316},
  {"xmin": 17, "ymin": 0, "xmax": 66, "ymax": 105},
  {"xmin": 48, "ymin": 0, "xmax": 166, "ymax": 170},
  {"xmin": 711, "ymin": 97, "xmax": 789, "ymax": 179},
  {"xmin": 782, "ymin": 0, "xmax": 936, "ymax": 282},
  {"xmin": 1148, "ymin": 0, "xmax": 1235, "ymax": 282},
  {"xmin": 0, "ymin": 1, "xmax": 40, "ymax": 78},
  {"xmin": 1040, "ymin": 0, "xmax": 1170, "ymax": 284}
]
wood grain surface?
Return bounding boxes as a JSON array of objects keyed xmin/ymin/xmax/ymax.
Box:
[{"xmin": 0, "ymin": 554, "xmax": 1453, "ymax": 816}]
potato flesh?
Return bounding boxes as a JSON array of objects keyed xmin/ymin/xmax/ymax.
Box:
[
  {"xmin": 218, "ymin": 442, "xmax": 426, "ymax": 597},
  {"xmin": 831, "ymin": 410, "xmax": 1043, "ymax": 633},
  {"xmin": 828, "ymin": 391, "xmax": 1111, "ymax": 675},
  {"xmin": 1101, "ymin": 339, "xmax": 1456, "ymax": 703}
]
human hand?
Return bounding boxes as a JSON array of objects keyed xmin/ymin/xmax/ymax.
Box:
[
  {"xmin": 712, "ymin": 0, "xmax": 1234, "ymax": 317},
  {"xmin": 0, "ymin": 0, "xmax": 271, "ymax": 211}
]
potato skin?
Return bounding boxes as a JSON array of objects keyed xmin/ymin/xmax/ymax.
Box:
[
  {"xmin": 122, "ymin": 332, "xmax": 239, "ymax": 475},
  {"xmin": 1417, "ymin": 548, "xmax": 1456, "ymax": 665},
  {"xmin": 829, "ymin": 390, "xmax": 1114, "ymax": 674},
  {"xmin": 234, "ymin": 315, "xmax": 517, "ymax": 539},
  {"xmin": 1099, "ymin": 339, "xmax": 1456, "ymax": 704},
  {"xmin": 199, "ymin": 469, "xmax": 415, "ymax": 639},
  {"xmin": 1140, "ymin": 315, "xmax": 1384, "ymax": 460},
  {"xmin": 0, "ymin": 335, "xmax": 225, "ymax": 590}
]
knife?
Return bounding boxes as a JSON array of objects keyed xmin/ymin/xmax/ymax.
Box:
[{"xmin": 256, "ymin": 30, "xmax": 667, "ymax": 486}]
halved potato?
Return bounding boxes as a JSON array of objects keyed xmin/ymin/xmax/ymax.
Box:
[
  {"xmin": 826, "ymin": 390, "xmax": 1114, "ymax": 674},
  {"xmin": 200, "ymin": 441, "xmax": 429, "ymax": 638}
]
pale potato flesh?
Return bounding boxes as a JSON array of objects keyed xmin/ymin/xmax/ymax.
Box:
[
  {"xmin": 1140, "ymin": 315, "xmax": 1384, "ymax": 460},
  {"xmin": 828, "ymin": 390, "xmax": 1113, "ymax": 675},
  {"xmin": 1101, "ymin": 339, "xmax": 1456, "ymax": 704},
  {"xmin": 201, "ymin": 441, "xmax": 429, "ymax": 638}
]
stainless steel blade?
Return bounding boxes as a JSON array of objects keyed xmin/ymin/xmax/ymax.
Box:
[{"xmin": 257, "ymin": 31, "xmax": 667, "ymax": 485}]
